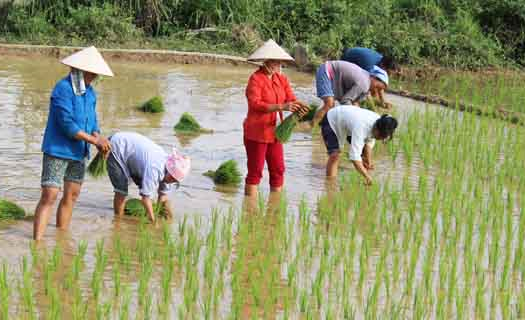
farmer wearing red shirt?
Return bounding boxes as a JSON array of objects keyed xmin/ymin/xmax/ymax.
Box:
[{"xmin": 244, "ymin": 40, "xmax": 308, "ymax": 197}]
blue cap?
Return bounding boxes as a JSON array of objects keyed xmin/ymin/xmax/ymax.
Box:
[{"xmin": 369, "ymin": 65, "xmax": 389, "ymax": 86}]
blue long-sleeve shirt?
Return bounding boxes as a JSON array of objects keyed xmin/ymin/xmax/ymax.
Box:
[
  {"xmin": 341, "ymin": 47, "xmax": 383, "ymax": 72},
  {"xmin": 41, "ymin": 75, "xmax": 100, "ymax": 161}
]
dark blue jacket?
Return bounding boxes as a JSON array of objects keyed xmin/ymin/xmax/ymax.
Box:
[{"xmin": 341, "ymin": 47, "xmax": 383, "ymax": 72}]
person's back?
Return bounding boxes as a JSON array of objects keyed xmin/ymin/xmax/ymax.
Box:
[
  {"xmin": 341, "ymin": 47, "xmax": 383, "ymax": 72},
  {"xmin": 327, "ymin": 105, "xmax": 379, "ymax": 153},
  {"xmin": 110, "ymin": 132, "xmax": 168, "ymax": 187},
  {"xmin": 327, "ymin": 61, "xmax": 371, "ymax": 104}
]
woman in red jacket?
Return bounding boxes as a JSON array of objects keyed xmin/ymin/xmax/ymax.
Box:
[{"xmin": 244, "ymin": 39, "xmax": 308, "ymax": 197}]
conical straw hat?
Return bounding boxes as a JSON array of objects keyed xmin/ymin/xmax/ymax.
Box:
[
  {"xmin": 247, "ymin": 39, "xmax": 294, "ymax": 62},
  {"xmin": 61, "ymin": 46, "xmax": 114, "ymax": 77}
]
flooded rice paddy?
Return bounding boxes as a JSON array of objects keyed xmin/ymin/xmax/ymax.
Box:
[{"xmin": 0, "ymin": 55, "xmax": 524, "ymax": 319}]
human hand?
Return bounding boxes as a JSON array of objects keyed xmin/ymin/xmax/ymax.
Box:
[
  {"xmin": 95, "ymin": 136, "xmax": 111, "ymax": 154},
  {"xmin": 363, "ymin": 161, "xmax": 375, "ymax": 170},
  {"xmin": 364, "ymin": 176, "xmax": 373, "ymax": 186}
]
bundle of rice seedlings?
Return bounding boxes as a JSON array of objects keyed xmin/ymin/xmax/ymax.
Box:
[
  {"xmin": 361, "ymin": 98, "xmax": 392, "ymax": 112},
  {"xmin": 0, "ymin": 199, "xmax": 25, "ymax": 220},
  {"xmin": 124, "ymin": 198, "xmax": 168, "ymax": 218},
  {"xmin": 173, "ymin": 112, "xmax": 213, "ymax": 135},
  {"xmin": 87, "ymin": 152, "xmax": 107, "ymax": 178},
  {"xmin": 140, "ymin": 96, "xmax": 165, "ymax": 113},
  {"xmin": 275, "ymin": 113, "xmax": 299, "ymax": 143},
  {"xmin": 299, "ymin": 103, "xmax": 319, "ymax": 122},
  {"xmin": 203, "ymin": 160, "xmax": 242, "ymax": 185}
]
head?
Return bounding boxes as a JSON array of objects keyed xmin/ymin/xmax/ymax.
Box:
[
  {"xmin": 83, "ymin": 71, "xmax": 98, "ymax": 85},
  {"xmin": 378, "ymin": 55, "xmax": 398, "ymax": 73},
  {"xmin": 372, "ymin": 114, "xmax": 398, "ymax": 141},
  {"xmin": 262, "ymin": 59, "xmax": 283, "ymax": 75},
  {"xmin": 165, "ymin": 149, "xmax": 191, "ymax": 185},
  {"xmin": 369, "ymin": 65, "xmax": 389, "ymax": 96}
]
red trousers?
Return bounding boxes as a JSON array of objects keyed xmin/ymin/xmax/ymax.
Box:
[{"xmin": 244, "ymin": 138, "xmax": 285, "ymax": 188}]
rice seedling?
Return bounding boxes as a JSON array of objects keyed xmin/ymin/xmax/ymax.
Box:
[
  {"xmin": 173, "ymin": 112, "xmax": 213, "ymax": 134},
  {"xmin": 123, "ymin": 198, "xmax": 168, "ymax": 218},
  {"xmin": 139, "ymin": 96, "xmax": 165, "ymax": 113},
  {"xmin": 87, "ymin": 151, "xmax": 107, "ymax": 178},
  {"xmin": 298, "ymin": 103, "xmax": 319, "ymax": 122},
  {"xmin": 203, "ymin": 159, "xmax": 242, "ymax": 185},
  {"xmin": 18, "ymin": 257, "xmax": 35, "ymax": 320},
  {"xmin": 275, "ymin": 112, "xmax": 299, "ymax": 143},
  {"xmin": 0, "ymin": 264, "xmax": 9, "ymax": 320},
  {"xmin": 0, "ymin": 198, "xmax": 25, "ymax": 220}
]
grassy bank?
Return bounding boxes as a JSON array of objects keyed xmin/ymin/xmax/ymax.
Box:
[{"xmin": 2, "ymin": 0, "xmax": 525, "ymax": 69}]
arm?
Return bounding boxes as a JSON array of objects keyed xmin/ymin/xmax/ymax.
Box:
[
  {"xmin": 362, "ymin": 144, "xmax": 374, "ymax": 170},
  {"xmin": 352, "ymin": 160, "xmax": 373, "ymax": 185},
  {"xmin": 312, "ymin": 96, "xmax": 335, "ymax": 125},
  {"xmin": 141, "ymin": 196, "xmax": 156, "ymax": 222},
  {"xmin": 246, "ymin": 75, "xmax": 305, "ymax": 114},
  {"xmin": 157, "ymin": 194, "xmax": 173, "ymax": 218}
]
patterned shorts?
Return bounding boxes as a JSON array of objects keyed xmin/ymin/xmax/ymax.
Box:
[{"xmin": 41, "ymin": 154, "xmax": 86, "ymax": 188}]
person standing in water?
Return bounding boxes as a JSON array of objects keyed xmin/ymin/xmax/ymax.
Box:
[
  {"xmin": 320, "ymin": 105, "xmax": 398, "ymax": 184},
  {"xmin": 33, "ymin": 46, "xmax": 113, "ymax": 241},
  {"xmin": 243, "ymin": 39, "xmax": 309, "ymax": 197},
  {"xmin": 312, "ymin": 60, "xmax": 389, "ymax": 125},
  {"xmin": 105, "ymin": 132, "xmax": 190, "ymax": 222}
]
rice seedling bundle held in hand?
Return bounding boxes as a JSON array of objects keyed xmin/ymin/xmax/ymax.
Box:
[
  {"xmin": 0, "ymin": 199, "xmax": 25, "ymax": 220},
  {"xmin": 275, "ymin": 113, "xmax": 299, "ymax": 143},
  {"xmin": 140, "ymin": 96, "xmax": 165, "ymax": 113},
  {"xmin": 87, "ymin": 152, "xmax": 107, "ymax": 178},
  {"xmin": 173, "ymin": 112, "xmax": 213, "ymax": 134},
  {"xmin": 299, "ymin": 104, "xmax": 319, "ymax": 122},
  {"xmin": 203, "ymin": 160, "xmax": 242, "ymax": 185}
]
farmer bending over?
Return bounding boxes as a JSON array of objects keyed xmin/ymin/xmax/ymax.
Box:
[
  {"xmin": 33, "ymin": 46, "xmax": 113, "ymax": 241},
  {"xmin": 341, "ymin": 47, "xmax": 397, "ymax": 107},
  {"xmin": 320, "ymin": 105, "xmax": 397, "ymax": 185},
  {"xmin": 107, "ymin": 132, "xmax": 190, "ymax": 222},
  {"xmin": 312, "ymin": 60, "xmax": 389, "ymax": 125}
]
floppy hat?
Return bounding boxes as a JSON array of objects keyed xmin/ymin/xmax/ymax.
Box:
[
  {"xmin": 369, "ymin": 65, "xmax": 389, "ymax": 86},
  {"xmin": 247, "ymin": 39, "xmax": 294, "ymax": 62},
  {"xmin": 165, "ymin": 149, "xmax": 191, "ymax": 182},
  {"xmin": 61, "ymin": 46, "xmax": 114, "ymax": 77}
]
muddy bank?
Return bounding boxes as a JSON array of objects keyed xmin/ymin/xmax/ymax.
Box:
[{"xmin": 0, "ymin": 43, "xmax": 256, "ymax": 66}]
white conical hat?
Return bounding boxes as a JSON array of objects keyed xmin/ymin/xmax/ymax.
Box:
[
  {"xmin": 60, "ymin": 46, "xmax": 114, "ymax": 77},
  {"xmin": 247, "ymin": 39, "xmax": 294, "ymax": 62}
]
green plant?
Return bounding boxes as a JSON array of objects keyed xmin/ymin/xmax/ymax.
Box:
[
  {"xmin": 124, "ymin": 198, "xmax": 168, "ymax": 218},
  {"xmin": 173, "ymin": 112, "xmax": 212, "ymax": 134},
  {"xmin": 87, "ymin": 151, "xmax": 107, "ymax": 178},
  {"xmin": 203, "ymin": 159, "xmax": 242, "ymax": 185},
  {"xmin": 275, "ymin": 113, "xmax": 298, "ymax": 143},
  {"xmin": 139, "ymin": 96, "xmax": 165, "ymax": 113},
  {"xmin": 0, "ymin": 199, "xmax": 25, "ymax": 220}
]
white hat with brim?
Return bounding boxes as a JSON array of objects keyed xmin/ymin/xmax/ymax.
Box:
[
  {"xmin": 61, "ymin": 46, "xmax": 114, "ymax": 77},
  {"xmin": 247, "ymin": 39, "xmax": 294, "ymax": 62}
]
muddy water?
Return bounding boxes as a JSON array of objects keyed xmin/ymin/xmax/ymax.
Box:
[{"xmin": 0, "ymin": 56, "xmax": 425, "ymax": 315}]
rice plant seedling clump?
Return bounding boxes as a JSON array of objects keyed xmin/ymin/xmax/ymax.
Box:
[
  {"xmin": 203, "ymin": 160, "xmax": 242, "ymax": 185},
  {"xmin": 124, "ymin": 198, "xmax": 168, "ymax": 218},
  {"xmin": 87, "ymin": 152, "xmax": 107, "ymax": 178},
  {"xmin": 0, "ymin": 199, "xmax": 25, "ymax": 220},
  {"xmin": 140, "ymin": 96, "xmax": 165, "ymax": 113},
  {"xmin": 299, "ymin": 104, "xmax": 319, "ymax": 122},
  {"xmin": 174, "ymin": 113, "xmax": 212, "ymax": 134},
  {"xmin": 361, "ymin": 97, "xmax": 393, "ymax": 112},
  {"xmin": 275, "ymin": 113, "xmax": 298, "ymax": 143}
]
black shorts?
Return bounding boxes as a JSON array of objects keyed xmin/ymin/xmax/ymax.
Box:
[{"xmin": 321, "ymin": 115, "xmax": 351, "ymax": 155}]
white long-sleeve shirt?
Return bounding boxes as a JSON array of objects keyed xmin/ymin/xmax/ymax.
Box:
[{"xmin": 327, "ymin": 105, "xmax": 379, "ymax": 161}]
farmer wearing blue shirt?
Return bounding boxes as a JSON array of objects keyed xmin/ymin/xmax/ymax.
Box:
[
  {"xmin": 33, "ymin": 47, "xmax": 114, "ymax": 241},
  {"xmin": 341, "ymin": 47, "xmax": 397, "ymax": 108}
]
